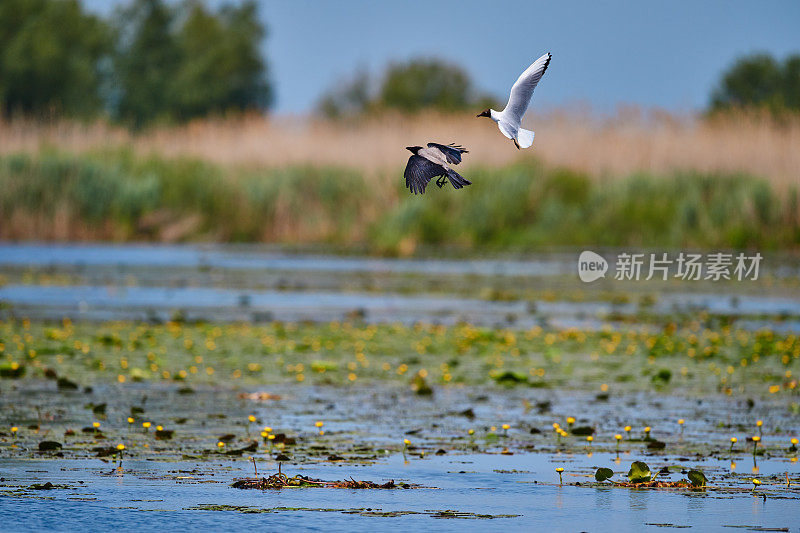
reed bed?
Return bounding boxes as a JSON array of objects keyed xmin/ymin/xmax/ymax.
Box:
[
  {"xmin": 0, "ymin": 149, "xmax": 796, "ymax": 251},
  {"xmin": 1, "ymin": 109, "xmax": 798, "ymax": 188}
]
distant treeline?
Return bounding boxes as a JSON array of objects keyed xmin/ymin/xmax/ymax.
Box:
[
  {"xmin": 317, "ymin": 60, "xmax": 500, "ymax": 119},
  {"xmin": 0, "ymin": 1, "xmax": 797, "ymax": 125},
  {"xmin": 711, "ymin": 53, "xmax": 800, "ymax": 115},
  {"xmin": 0, "ymin": 0, "xmax": 270, "ymax": 126},
  {"xmin": 1, "ymin": 150, "xmax": 797, "ymax": 252}
]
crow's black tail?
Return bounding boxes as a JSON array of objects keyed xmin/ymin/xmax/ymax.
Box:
[{"xmin": 447, "ymin": 169, "xmax": 472, "ymax": 190}]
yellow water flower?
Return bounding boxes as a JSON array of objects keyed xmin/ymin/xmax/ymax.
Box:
[
  {"xmin": 248, "ymin": 415, "xmax": 256, "ymax": 423},
  {"xmin": 93, "ymin": 422, "xmax": 101, "ymax": 429},
  {"xmin": 116, "ymin": 444, "xmax": 125, "ymax": 451},
  {"xmin": 501, "ymin": 424, "xmax": 510, "ymax": 430},
  {"xmin": 156, "ymin": 425, "xmax": 163, "ymax": 432},
  {"xmin": 468, "ymin": 429, "xmax": 475, "ymax": 435},
  {"xmin": 217, "ymin": 441, "xmax": 225, "ymax": 448},
  {"xmin": 315, "ymin": 421, "xmax": 324, "ymax": 428},
  {"xmin": 615, "ymin": 434, "xmax": 622, "ymax": 440},
  {"xmin": 403, "ymin": 439, "xmax": 411, "ymax": 445},
  {"xmin": 127, "ymin": 417, "xmax": 134, "ymax": 424}
]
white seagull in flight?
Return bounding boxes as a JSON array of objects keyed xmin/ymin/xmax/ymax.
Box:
[{"xmin": 477, "ymin": 52, "xmax": 551, "ymax": 149}]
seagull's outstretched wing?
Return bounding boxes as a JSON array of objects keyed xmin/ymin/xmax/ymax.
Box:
[
  {"xmin": 405, "ymin": 155, "xmax": 445, "ymax": 194},
  {"xmin": 502, "ymin": 52, "xmax": 551, "ymax": 123},
  {"xmin": 426, "ymin": 143, "xmax": 469, "ymax": 165}
]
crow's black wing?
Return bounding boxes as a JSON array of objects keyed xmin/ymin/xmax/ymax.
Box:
[
  {"xmin": 427, "ymin": 143, "xmax": 469, "ymax": 165},
  {"xmin": 404, "ymin": 155, "xmax": 446, "ymax": 195}
]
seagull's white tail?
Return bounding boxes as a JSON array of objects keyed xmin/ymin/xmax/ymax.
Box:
[{"xmin": 517, "ymin": 128, "xmax": 535, "ymax": 149}]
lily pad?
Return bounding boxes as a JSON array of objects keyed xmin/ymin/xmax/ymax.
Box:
[
  {"xmin": 687, "ymin": 470, "xmax": 707, "ymax": 487},
  {"xmin": 56, "ymin": 377, "xmax": 79, "ymax": 390},
  {"xmin": 0, "ymin": 363, "xmax": 26, "ymax": 379},
  {"xmin": 595, "ymin": 467, "xmax": 614, "ymax": 482},
  {"xmin": 491, "ymin": 371, "xmax": 528, "ymax": 385},
  {"xmin": 627, "ymin": 461, "xmax": 651, "ymax": 484}
]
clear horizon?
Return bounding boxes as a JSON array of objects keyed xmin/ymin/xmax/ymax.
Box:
[{"xmin": 83, "ymin": 0, "xmax": 800, "ymax": 115}]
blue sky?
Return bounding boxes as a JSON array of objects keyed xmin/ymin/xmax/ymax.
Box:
[{"xmin": 84, "ymin": 0, "xmax": 800, "ymax": 114}]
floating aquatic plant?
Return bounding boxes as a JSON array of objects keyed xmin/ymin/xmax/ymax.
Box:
[
  {"xmin": 751, "ymin": 435, "xmax": 761, "ymax": 457},
  {"xmin": 627, "ymin": 461, "xmax": 651, "ymax": 484},
  {"xmin": 595, "ymin": 467, "xmax": 614, "ymax": 482},
  {"xmin": 232, "ymin": 472, "xmax": 410, "ymax": 490},
  {"xmin": 593, "ymin": 462, "xmax": 705, "ymax": 490},
  {"xmin": 116, "ymin": 443, "xmax": 125, "ymax": 468},
  {"xmin": 687, "ymin": 470, "xmax": 707, "ymax": 488}
]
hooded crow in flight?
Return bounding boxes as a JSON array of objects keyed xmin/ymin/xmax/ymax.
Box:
[{"xmin": 404, "ymin": 143, "xmax": 471, "ymax": 195}]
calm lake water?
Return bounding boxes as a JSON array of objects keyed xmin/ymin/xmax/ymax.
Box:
[
  {"xmin": 1, "ymin": 243, "xmax": 799, "ymax": 331},
  {"xmin": 1, "ymin": 383, "xmax": 799, "ymax": 532},
  {"xmin": 1, "ymin": 243, "xmax": 799, "ymax": 530}
]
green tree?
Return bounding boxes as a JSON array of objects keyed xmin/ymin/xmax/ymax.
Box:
[
  {"xmin": 317, "ymin": 58, "xmax": 498, "ymax": 118},
  {"xmin": 171, "ymin": 0, "xmax": 271, "ymax": 121},
  {"xmin": 0, "ymin": 0, "xmax": 110, "ymax": 118},
  {"xmin": 112, "ymin": 0, "xmax": 181, "ymax": 126},
  {"xmin": 710, "ymin": 52, "xmax": 800, "ymax": 113},
  {"xmin": 378, "ymin": 59, "xmax": 473, "ymax": 113},
  {"xmin": 112, "ymin": 0, "xmax": 271, "ymax": 126},
  {"xmin": 317, "ymin": 69, "xmax": 371, "ymax": 118}
]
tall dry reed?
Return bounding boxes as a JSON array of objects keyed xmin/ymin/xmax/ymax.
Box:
[{"xmin": 1, "ymin": 108, "xmax": 798, "ymax": 188}]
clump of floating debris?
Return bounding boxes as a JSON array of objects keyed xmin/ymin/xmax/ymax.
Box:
[{"xmin": 232, "ymin": 472, "xmax": 414, "ymax": 490}]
